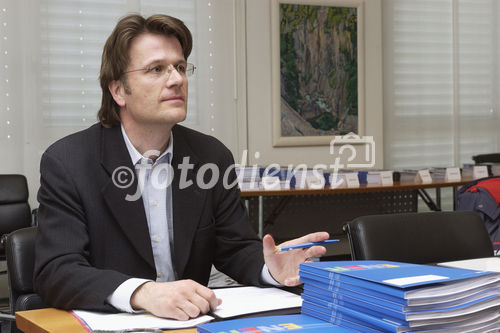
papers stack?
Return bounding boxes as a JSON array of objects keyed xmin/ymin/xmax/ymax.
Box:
[
  {"xmin": 298, "ymin": 260, "xmax": 500, "ymax": 332},
  {"xmin": 328, "ymin": 172, "xmax": 348, "ymax": 188},
  {"xmin": 477, "ymin": 163, "xmax": 500, "ymax": 176},
  {"xmin": 366, "ymin": 170, "xmax": 394, "ymax": 186},
  {"xmin": 72, "ymin": 310, "xmax": 213, "ymax": 331},
  {"xmin": 461, "ymin": 164, "xmax": 489, "ymax": 179},
  {"xmin": 211, "ymin": 286, "xmax": 302, "ymax": 318},
  {"xmin": 461, "ymin": 164, "xmax": 476, "ymax": 179},
  {"xmin": 429, "ymin": 167, "xmax": 447, "ymax": 181},
  {"xmin": 490, "ymin": 164, "xmax": 500, "ymax": 176},
  {"xmin": 235, "ymin": 166, "xmax": 261, "ymax": 191},
  {"xmin": 397, "ymin": 170, "xmax": 419, "ymax": 183},
  {"xmin": 438, "ymin": 257, "xmax": 500, "ymax": 273},
  {"xmin": 261, "ymin": 168, "xmax": 292, "ymax": 190},
  {"xmin": 293, "ymin": 169, "xmax": 325, "ymax": 189}
]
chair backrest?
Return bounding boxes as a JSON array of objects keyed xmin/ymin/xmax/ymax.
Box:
[
  {"xmin": 343, "ymin": 211, "xmax": 494, "ymax": 264},
  {"xmin": 5, "ymin": 227, "xmax": 46, "ymax": 316},
  {"xmin": 0, "ymin": 175, "xmax": 32, "ymax": 256},
  {"xmin": 472, "ymin": 153, "xmax": 500, "ymax": 164}
]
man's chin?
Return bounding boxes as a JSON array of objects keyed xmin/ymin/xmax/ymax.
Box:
[{"xmin": 164, "ymin": 109, "xmax": 187, "ymax": 125}]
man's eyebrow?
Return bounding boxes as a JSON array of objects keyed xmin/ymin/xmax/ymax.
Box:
[{"xmin": 142, "ymin": 58, "xmax": 187, "ymax": 67}]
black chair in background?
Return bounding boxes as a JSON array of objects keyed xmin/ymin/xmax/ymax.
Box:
[
  {"xmin": 5, "ymin": 227, "xmax": 46, "ymax": 333},
  {"xmin": 0, "ymin": 175, "xmax": 34, "ymax": 269},
  {"xmin": 472, "ymin": 153, "xmax": 500, "ymax": 164},
  {"xmin": 0, "ymin": 175, "xmax": 38, "ymax": 332},
  {"xmin": 343, "ymin": 211, "xmax": 494, "ymax": 264}
]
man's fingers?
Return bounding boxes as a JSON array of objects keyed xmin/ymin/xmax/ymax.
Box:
[
  {"xmin": 178, "ymin": 300, "xmax": 202, "ymax": 319},
  {"xmin": 295, "ymin": 231, "xmax": 329, "ymax": 244},
  {"xmin": 135, "ymin": 280, "xmax": 221, "ymax": 320},
  {"xmin": 276, "ymin": 231, "xmax": 330, "ymax": 248},
  {"xmin": 210, "ymin": 298, "xmax": 222, "ymax": 312},
  {"xmin": 168, "ymin": 306, "xmax": 190, "ymax": 321},
  {"xmin": 262, "ymin": 234, "xmax": 278, "ymax": 255},
  {"xmin": 189, "ymin": 293, "xmax": 211, "ymax": 314},
  {"xmin": 304, "ymin": 245, "xmax": 327, "ymax": 259},
  {"xmin": 195, "ymin": 285, "xmax": 219, "ymax": 312}
]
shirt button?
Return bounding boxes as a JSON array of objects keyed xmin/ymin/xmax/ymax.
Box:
[
  {"xmin": 154, "ymin": 236, "xmax": 161, "ymax": 242},
  {"xmin": 152, "ymin": 200, "xmax": 158, "ymax": 206},
  {"xmin": 157, "ymin": 272, "xmax": 162, "ymax": 278}
]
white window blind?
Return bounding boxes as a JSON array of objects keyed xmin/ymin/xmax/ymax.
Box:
[
  {"xmin": 384, "ymin": 0, "xmax": 500, "ymax": 171},
  {"xmin": 36, "ymin": 0, "xmax": 239, "ymax": 143},
  {"xmin": 39, "ymin": 0, "xmax": 128, "ymax": 129},
  {"xmin": 39, "ymin": 0, "xmax": 200, "ymax": 131},
  {"xmin": 456, "ymin": 0, "xmax": 499, "ymax": 163},
  {"xmin": 1, "ymin": 0, "xmax": 244, "ymax": 207},
  {"xmin": 0, "ymin": 2, "xmax": 24, "ymax": 173}
]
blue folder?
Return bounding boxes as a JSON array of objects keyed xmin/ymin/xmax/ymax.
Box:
[{"xmin": 196, "ymin": 314, "xmax": 353, "ymax": 333}]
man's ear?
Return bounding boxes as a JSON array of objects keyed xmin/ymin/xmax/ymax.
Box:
[{"xmin": 108, "ymin": 80, "xmax": 126, "ymax": 107}]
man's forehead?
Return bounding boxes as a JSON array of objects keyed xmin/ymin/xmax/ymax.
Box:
[{"xmin": 128, "ymin": 33, "xmax": 185, "ymax": 63}]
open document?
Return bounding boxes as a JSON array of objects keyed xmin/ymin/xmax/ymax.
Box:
[
  {"xmin": 72, "ymin": 286, "xmax": 301, "ymax": 331},
  {"xmin": 72, "ymin": 310, "xmax": 213, "ymax": 331},
  {"xmin": 438, "ymin": 257, "xmax": 500, "ymax": 272},
  {"xmin": 212, "ymin": 286, "xmax": 302, "ymax": 318}
]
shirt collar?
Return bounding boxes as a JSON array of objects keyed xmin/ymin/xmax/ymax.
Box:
[{"xmin": 120, "ymin": 124, "xmax": 173, "ymax": 165}]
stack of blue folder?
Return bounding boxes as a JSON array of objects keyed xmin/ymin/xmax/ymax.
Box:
[{"xmin": 299, "ymin": 260, "xmax": 500, "ymax": 332}]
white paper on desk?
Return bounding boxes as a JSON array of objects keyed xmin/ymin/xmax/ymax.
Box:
[
  {"xmin": 212, "ymin": 286, "xmax": 302, "ymax": 318},
  {"xmin": 438, "ymin": 257, "xmax": 500, "ymax": 272},
  {"xmin": 72, "ymin": 310, "xmax": 213, "ymax": 330}
]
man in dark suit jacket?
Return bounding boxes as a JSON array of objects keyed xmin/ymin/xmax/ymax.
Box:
[{"xmin": 34, "ymin": 14, "xmax": 328, "ymax": 320}]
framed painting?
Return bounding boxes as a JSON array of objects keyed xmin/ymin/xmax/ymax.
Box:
[{"xmin": 271, "ymin": 0, "xmax": 365, "ymax": 147}]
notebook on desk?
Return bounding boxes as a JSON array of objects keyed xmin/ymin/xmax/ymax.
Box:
[
  {"xmin": 438, "ymin": 257, "xmax": 500, "ymax": 272},
  {"xmin": 211, "ymin": 286, "xmax": 302, "ymax": 319}
]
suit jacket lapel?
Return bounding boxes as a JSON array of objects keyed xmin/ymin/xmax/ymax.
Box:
[
  {"xmin": 171, "ymin": 126, "xmax": 206, "ymax": 278},
  {"xmin": 99, "ymin": 126, "xmax": 155, "ymax": 270}
]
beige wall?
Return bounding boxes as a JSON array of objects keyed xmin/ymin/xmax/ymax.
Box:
[{"xmin": 244, "ymin": 0, "xmax": 383, "ymax": 168}]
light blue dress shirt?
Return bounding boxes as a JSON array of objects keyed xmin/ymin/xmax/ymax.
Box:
[{"xmin": 107, "ymin": 126, "xmax": 175, "ymax": 312}]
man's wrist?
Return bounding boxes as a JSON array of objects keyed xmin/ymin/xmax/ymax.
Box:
[
  {"xmin": 106, "ymin": 278, "xmax": 152, "ymax": 313},
  {"xmin": 260, "ymin": 264, "xmax": 281, "ymax": 286},
  {"xmin": 130, "ymin": 281, "xmax": 154, "ymax": 310}
]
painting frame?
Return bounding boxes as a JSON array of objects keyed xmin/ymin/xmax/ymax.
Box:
[{"xmin": 271, "ymin": 0, "xmax": 365, "ymax": 147}]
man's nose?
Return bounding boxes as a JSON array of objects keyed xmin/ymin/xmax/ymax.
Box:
[{"xmin": 165, "ymin": 67, "xmax": 184, "ymax": 86}]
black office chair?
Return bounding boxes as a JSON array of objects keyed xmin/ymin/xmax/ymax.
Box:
[
  {"xmin": 343, "ymin": 211, "xmax": 494, "ymax": 264},
  {"xmin": 4, "ymin": 227, "xmax": 46, "ymax": 333},
  {"xmin": 0, "ymin": 175, "xmax": 34, "ymax": 267},
  {"xmin": 472, "ymin": 153, "xmax": 500, "ymax": 164}
]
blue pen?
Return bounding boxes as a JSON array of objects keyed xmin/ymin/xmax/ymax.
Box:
[{"xmin": 278, "ymin": 239, "xmax": 339, "ymax": 252}]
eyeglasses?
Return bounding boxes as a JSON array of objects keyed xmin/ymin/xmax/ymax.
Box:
[{"xmin": 122, "ymin": 63, "xmax": 196, "ymax": 79}]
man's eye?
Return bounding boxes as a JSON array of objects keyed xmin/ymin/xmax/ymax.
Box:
[
  {"xmin": 176, "ymin": 64, "xmax": 187, "ymax": 73},
  {"xmin": 147, "ymin": 65, "xmax": 163, "ymax": 73}
]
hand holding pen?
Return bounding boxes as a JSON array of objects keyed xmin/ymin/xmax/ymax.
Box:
[{"xmin": 262, "ymin": 231, "xmax": 337, "ymax": 287}]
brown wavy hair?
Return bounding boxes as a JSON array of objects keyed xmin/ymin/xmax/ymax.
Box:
[{"xmin": 98, "ymin": 14, "xmax": 192, "ymax": 127}]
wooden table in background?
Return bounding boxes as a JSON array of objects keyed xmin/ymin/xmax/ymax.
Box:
[
  {"xmin": 240, "ymin": 178, "xmax": 474, "ymax": 237},
  {"xmin": 15, "ymin": 308, "xmax": 196, "ymax": 333}
]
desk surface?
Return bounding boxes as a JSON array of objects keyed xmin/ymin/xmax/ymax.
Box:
[
  {"xmin": 239, "ymin": 178, "xmax": 473, "ymax": 197},
  {"xmin": 15, "ymin": 308, "xmax": 196, "ymax": 333}
]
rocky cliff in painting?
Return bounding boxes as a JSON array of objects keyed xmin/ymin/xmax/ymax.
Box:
[{"xmin": 280, "ymin": 4, "xmax": 358, "ymax": 137}]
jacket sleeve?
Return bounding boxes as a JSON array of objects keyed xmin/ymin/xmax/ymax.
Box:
[
  {"xmin": 210, "ymin": 146, "xmax": 265, "ymax": 285},
  {"xmin": 34, "ymin": 150, "xmax": 129, "ymax": 312}
]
